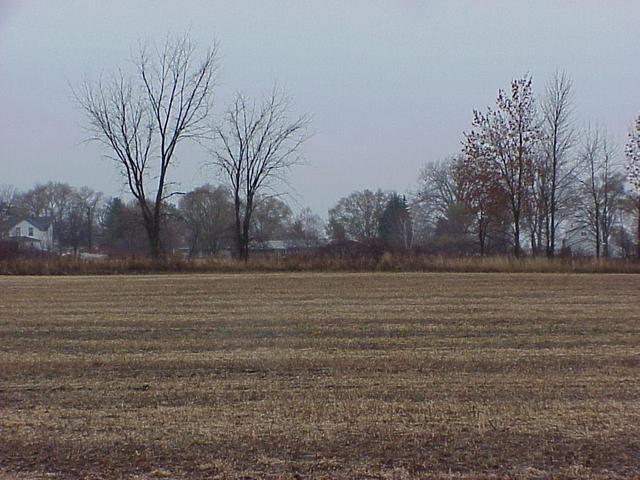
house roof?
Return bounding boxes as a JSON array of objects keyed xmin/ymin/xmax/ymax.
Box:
[{"xmin": 9, "ymin": 217, "xmax": 53, "ymax": 231}]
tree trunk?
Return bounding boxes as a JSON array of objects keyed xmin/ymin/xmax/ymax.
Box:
[
  {"xmin": 241, "ymin": 213, "xmax": 251, "ymax": 262},
  {"xmin": 86, "ymin": 209, "xmax": 94, "ymax": 250},
  {"xmin": 513, "ymin": 214, "xmax": 521, "ymax": 257},
  {"xmin": 238, "ymin": 197, "xmax": 254, "ymax": 262},
  {"xmin": 594, "ymin": 215, "xmax": 601, "ymax": 258},
  {"xmin": 548, "ymin": 199, "xmax": 556, "ymax": 257},
  {"xmin": 478, "ymin": 219, "xmax": 486, "ymax": 257},
  {"xmin": 530, "ymin": 231, "xmax": 537, "ymax": 257},
  {"xmin": 147, "ymin": 222, "xmax": 162, "ymax": 260},
  {"xmin": 232, "ymin": 192, "xmax": 243, "ymax": 260},
  {"xmin": 138, "ymin": 200, "xmax": 162, "ymax": 260},
  {"xmin": 234, "ymin": 222, "xmax": 243, "ymax": 259},
  {"xmin": 548, "ymin": 135, "xmax": 558, "ymax": 258}
]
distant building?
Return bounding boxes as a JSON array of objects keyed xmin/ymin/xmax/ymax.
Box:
[
  {"xmin": 561, "ymin": 222, "xmax": 594, "ymax": 256},
  {"xmin": 249, "ymin": 239, "xmax": 317, "ymax": 256},
  {"xmin": 7, "ymin": 217, "xmax": 54, "ymax": 251},
  {"xmin": 560, "ymin": 221, "xmax": 624, "ymax": 258}
]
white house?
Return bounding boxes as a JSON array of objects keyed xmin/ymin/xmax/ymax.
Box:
[
  {"xmin": 561, "ymin": 222, "xmax": 594, "ymax": 256},
  {"xmin": 560, "ymin": 221, "xmax": 623, "ymax": 258},
  {"xmin": 8, "ymin": 217, "xmax": 54, "ymax": 251}
]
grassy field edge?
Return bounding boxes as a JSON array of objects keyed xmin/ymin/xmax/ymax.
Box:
[{"xmin": 1, "ymin": 254, "xmax": 640, "ymax": 275}]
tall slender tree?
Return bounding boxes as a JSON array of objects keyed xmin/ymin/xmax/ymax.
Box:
[
  {"xmin": 577, "ymin": 128, "xmax": 625, "ymax": 257},
  {"xmin": 77, "ymin": 34, "xmax": 218, "ymax": 258},
  {"xmin": 539, "ymin": 71, "xmax": 577, "ymax": 256},
  {"xmin": 211, "ymin": 90, "xmax": 309, "ymax": 260}
]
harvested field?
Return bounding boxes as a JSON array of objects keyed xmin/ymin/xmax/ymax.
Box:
[{"xmin": 1, "ymin": 273, "xmax": 639, "ymax": 479}]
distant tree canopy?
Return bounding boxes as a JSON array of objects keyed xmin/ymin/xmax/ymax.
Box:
[
  {"xmin": 100, "ymin": 197, "xmax": 147, "ymax": 255},
  {"xmin": 251, "ymin": 197, "xmax": 293, "ymax": 245},
  {"xmin": 327, "ymin": 189, "xmax": 390, "ymax": 242},
  {"xmin": 289, "ymin": 208, "xmax": 325, "ymax": 247},
  {"xmin": 178, "ymin": 185, "xmax": 234, "ymax": 257},
  {"xmin": 326, "ymin": 190, "xmax": 413, "ymax": 249},
  {"xmin": 378, "ymin": 194, "xmax": 412, "ymax": 249}
]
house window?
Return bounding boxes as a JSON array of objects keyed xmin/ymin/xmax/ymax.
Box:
[
  {"xmin": 28, "ymin": 227, "xmax": 34, "ymax": 237},
  {"xmin": 15, "ymin": 227, "xmax": 21, "ymax": 237}
]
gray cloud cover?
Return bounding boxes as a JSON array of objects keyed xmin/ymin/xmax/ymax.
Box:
[{"xmin": 1, "ymin": 0, "xmax": 638, "ymax": 214}]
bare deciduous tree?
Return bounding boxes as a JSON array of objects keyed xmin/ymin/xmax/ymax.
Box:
[
  {"xmin": 251, "ymin": 196, "xmax": 293, "ymax": 245},
  {"xmin": 327, "ymin": 189, "xmax": 390, "ymax": 242},
  {"xmin": 289, "ymin": 207, "xmax": 325, "ymax": 247},
  {"xmin": 539, "ymin": 71, "xmax": 578, "ymax": 256},
  {"xmin": 65, "ymin": 187, "xmax": 103, "ymax": 252},
  {"xmin": 179, "ymin": 185, "xmax": 233, "ymax": 257},
  {"xmin": 0, "ymin": 185, "xmax": 19, "ymax": 237},
  {"xmin": 417, "ymin": 155, "xmax": 507, "ymax": 255},
  {"xmin": 211, "ymin": 90, "xmax": 309, "ymax": 260},
  {"xmin": 576, "ymin": 128, "xmax": 625, "ymax": 257},
  {"xmin": 417, "ymin": 157, "xmax": 466, "ymax": 221},
  {"xmin": 77, "ymin": 34, "xmax": 218, "ymax": 258}
]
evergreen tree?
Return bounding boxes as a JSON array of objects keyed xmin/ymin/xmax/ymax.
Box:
[{"xmin": 378, "ymin": 194, "xmax": 413, "ymax": 249}]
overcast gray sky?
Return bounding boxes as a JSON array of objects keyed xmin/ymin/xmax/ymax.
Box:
[{"xmin": 1, "ymin": 0, "xmax": 639, "ymax": 215}]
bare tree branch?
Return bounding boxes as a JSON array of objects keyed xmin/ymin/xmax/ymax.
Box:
[
  {"xmin": 75, "ymin": 33, "xmax": 218, "ymax": 258},
  {"xmin": 209, "ymin": 88, "xmax": 310, "ymax": 260}
]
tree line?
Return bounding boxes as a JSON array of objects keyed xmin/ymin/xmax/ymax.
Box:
[
  {"xmin": 423, "ymin": 73, "xmax": 640, "ymax": 258},
  {"xmin": 0, "ymin": 181, "xmax": 413, "ymax": 258},
  {"xmin": 2, "ymin": 34, "xmax": 640, "ymax": 259},
  {"xmin": 324, "ymin": 73, "xmax": 640, "ymax": 259},
  {"xmin": 0, "ymin": 182, "xmax": 325, "ymax": 257},
  {"xmin": 65, "ymin": 33, "xmax": 640, "ymax": 261}
]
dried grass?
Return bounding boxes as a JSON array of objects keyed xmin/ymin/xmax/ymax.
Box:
[
  {"xmin": 1, "ymin": 272, "xmax": 639, "ymax": 479},
  {"xmin": 1, "ymin": 253, "xmax": 639, "ymax": 275}
]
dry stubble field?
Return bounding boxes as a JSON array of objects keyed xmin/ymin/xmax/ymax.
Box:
[{"xmin": 1, "ymin": 272, "xmax": 639, "ymax": 479}]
